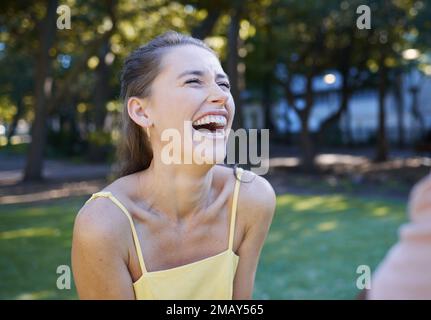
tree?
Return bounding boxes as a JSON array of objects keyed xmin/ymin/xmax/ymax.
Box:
[
  {"xmin": 363, "ymin": 0, "xmax": 417, "ymax": 161},
  {"xmin": 23, "ymin": 0, "xmax": 58, "ymax": 181},
  {"xmin": 263, "ymin": 0, "xmax": 419, "ymax": 168},
  {"xmin": 271, "ymin": 0, "xmax": 365, "ymax": 170}
]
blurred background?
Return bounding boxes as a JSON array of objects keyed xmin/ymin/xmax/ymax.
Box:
[{"xmin": 1, "ymin": 0, "xmax": 430, "ymax": 299}]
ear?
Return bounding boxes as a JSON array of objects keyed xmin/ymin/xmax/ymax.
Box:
[{"xmin": 127, "ymin": 96, "xmax": 153, "ymax": 128}]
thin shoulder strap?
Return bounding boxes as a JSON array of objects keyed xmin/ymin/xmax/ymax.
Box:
[
  {"xmin": 228, "ymin": 167, "xmax": 243, "ymax": 250},
  {"xmin": 85, "ymin": 191, "xmax": 147, "ymax": 273}
]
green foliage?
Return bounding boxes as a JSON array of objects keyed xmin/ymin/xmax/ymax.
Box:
[
  {"xmin": 87, "ymin": 129, "xmax": 112, "ymax": 147},
  {"xmin": 85, "ymin": 129, "xmax": 115, "ymax": 163},
  {"xmin": 0, "ymin": 96, "xmax": 17, "ymax": 123},
  {"xmin": 46, "ymin": 128, "xmax": 84, "ymax": 158},
  {"xmin": 1, "ymin": 0, "xmax": 431, "ymax": 174}
]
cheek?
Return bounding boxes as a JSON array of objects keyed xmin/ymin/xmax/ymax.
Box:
[
  {"xmin": 226, "ymin": 98, "xmax": 235, "ymax": 126},
  {"xmin": 161, "ymin": 88, "xmax": 204, "ymax": 115},
  {"xmin": 152, "ymin": 90, "xmax": 201, "ymax": 131}
]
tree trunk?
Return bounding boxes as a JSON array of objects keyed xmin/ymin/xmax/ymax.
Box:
[
  {"xmin": 410, "ymin": 86, "xmax": 425, "ymax": 139},
  {"xmin": 261, "ymin": 22, "xmax": 275, "ymax": 132},
  {"xmin": 318, "ymin": 67, "xmax": 351, "ymax": 143},
  {"xmin": 94, "ymin": 41, "xmax": 110, "ymax": 131},
  {"xmin": 191, "ymin": 9, "xmax": 221, "ymax": 39},
  {"xmin": 283, "ymin": 72, "xmax": 316, "ymax": 172},
  {"xmin": 227, "ymin": 6, "xmax": 243, "ymax": 130},
  {"xmin": 23, "ymin": 0, "xmax": 58, "ymax": 181},
  {"xmin": 344, "ymin": 105, "xmax": 353, "ymax": 146},
  {"xmin": 375, "ymin": 58, "xmax": 388, "ymax": 162},
  {"xmin": 262, "ymin": 72, "xmax": 274, "ymax": 131},
  {"xmin": 394, "ymin": 72, "xmax": 405, "ymax": 148},
  {"xmin": 299, "ymin": 114, "xmax": 315, "ymax": 171},
  {"xmin": 300, "ymin": 74, "xmax": 316, "ymax": 171}
]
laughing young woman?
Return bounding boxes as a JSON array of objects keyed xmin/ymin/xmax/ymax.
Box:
[{"xmin": 71, "ymin": 31, "xmax": 276, "ymax": 300}]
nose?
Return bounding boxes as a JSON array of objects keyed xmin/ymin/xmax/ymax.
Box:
[{"xmin": 207, "ymin": 84, "xmax": 229, "ymax": 106}]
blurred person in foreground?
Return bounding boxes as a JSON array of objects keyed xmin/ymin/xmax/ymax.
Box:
[{"xmin": 367, "ymin": 172, "xmax": 431, "ymax": 299}]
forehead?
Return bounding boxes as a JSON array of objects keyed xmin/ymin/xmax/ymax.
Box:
[{"xmin": 159, "ymin": 45, "xmax": 224, "ymax": 77}]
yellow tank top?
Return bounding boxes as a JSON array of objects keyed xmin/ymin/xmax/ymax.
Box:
[{"xmin": 85, "ymin": 167, "xmax": 243, "ymax": 300}]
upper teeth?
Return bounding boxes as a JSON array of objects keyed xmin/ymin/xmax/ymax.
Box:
[{"xmin": 192, "ymin": 115, "xmax": 227, "ymax": 127}]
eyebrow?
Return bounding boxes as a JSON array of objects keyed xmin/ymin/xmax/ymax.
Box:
[{"xmin": 177, "ymin": 70, "xmax": 230, "ymax": 82}]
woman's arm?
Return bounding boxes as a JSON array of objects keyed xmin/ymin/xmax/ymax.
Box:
[
  {"xmin": 71, "ymin": 199, "xmax": 136, "ymax": 299},
  {"xmin": 233, "ymin": 173, "xmax": 276, "ymax": 299}
]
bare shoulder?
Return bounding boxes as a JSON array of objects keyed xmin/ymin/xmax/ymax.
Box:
[
  {"xmin": 74, "ymin": 171, "xmax": 149, "ymax": 247},
  {"xmin": 215, "ymin": 165, "xmax": 276, "ymax": 228},
  {"xmin": 73, "ymin": 186, "xmax": 132, "ymax": 260},
  {"xmin": 72, "ymin": 179, "xmax": 137, "ymax": 299},
  {"xmin": 237, "ymin": 170, "xmax": 276, "ymax": 227}
]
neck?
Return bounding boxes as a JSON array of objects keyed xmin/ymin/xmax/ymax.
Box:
[{"xmin": 137, "ymin": 156, "xmax": 215, "ymax": 223}]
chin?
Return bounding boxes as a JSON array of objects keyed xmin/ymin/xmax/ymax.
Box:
[{"xmin": 191, "ymin": 140, "xmax": 227, "ymax": 165}]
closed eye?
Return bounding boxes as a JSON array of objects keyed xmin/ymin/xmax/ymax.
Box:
[
  {"xmin": 185, "ymin": 78, "xmax": 202, "ymax": 85},
  {"xmin": 218, "ymin": 82, "xmax": 231, "ymax": 89},
  {"xmin": 185, "ymin": 78, "xmax": 230, "ymax": 90}
]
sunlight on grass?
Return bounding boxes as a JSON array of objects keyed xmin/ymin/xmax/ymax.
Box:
[
  {"xmin": 0, "ymin": 227, "xmax": 61, "ymax": 240},
  {"xmin": 23, "ymin": 208, "xmax": 52, "ymax": 217},
  {"xmin": 373, "ymin": 207, "xmax": 390, "ymax": 217},
  {"xmin": 316, "ymin": 221, "xmax": 338, "ymax": 232},
  {"xmin": 254, "ymin": 193, "xmax": 407, "ymax": 299},
  {"xmin": 0, "ymin": 197, "xmax": 82, "ymax": 300},
  {"xmin": 278, "ymin": 194, "xmax": 349, "ymax": 212},
  {"xmin": 15, "ymin": 290, "xmax": 54, "ymax": 300}
]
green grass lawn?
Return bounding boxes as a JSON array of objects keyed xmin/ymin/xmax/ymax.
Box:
[
  {"xmin": 254, "ymin": 193, "xmax": 407, "ymax": 299},
  {"xmin": 0, "ymin": 193, "xmax": 407, "ymax": 300}
]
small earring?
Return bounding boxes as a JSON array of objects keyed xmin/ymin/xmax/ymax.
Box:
[{"xmin": 146, "ymin": 127, "xmax": 150, "ymax": 139}]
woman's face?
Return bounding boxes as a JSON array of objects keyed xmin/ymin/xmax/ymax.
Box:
[{"xmin": 147, "ymin": 45, "xmax": 235, "ymax": 165}]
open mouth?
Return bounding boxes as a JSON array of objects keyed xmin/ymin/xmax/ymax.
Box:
[{"xmin": 192, "ymin": 115, "xmax": 227, "ymax": 134}]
